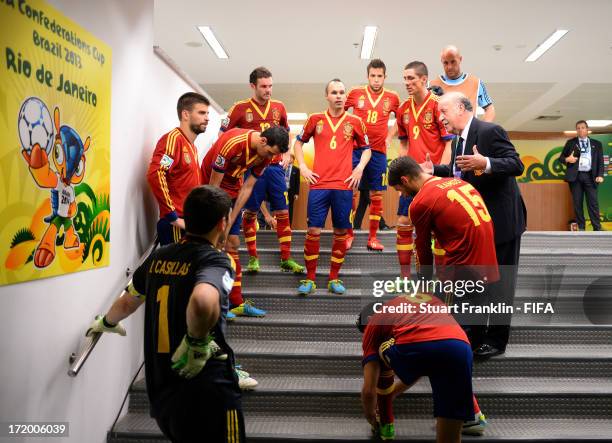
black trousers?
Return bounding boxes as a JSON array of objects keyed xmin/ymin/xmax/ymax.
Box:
[
  {"xmin": 484, "ymin": 236, "xmax": 522, "ymax": 350},
  {"xmin": 154, "ymin": 377, "xmax": 245, "ymax": 443},
  {"xmin": 569, "ymin": 172, "xmax": 601, "ymax": 230},
  {"xmin": 353, "ymin": 185, "xmax": 388, "ymax": 229}
]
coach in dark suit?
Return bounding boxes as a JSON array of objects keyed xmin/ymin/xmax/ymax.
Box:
[
  {"xmin": 559, "ymin": 120, "xmax": 604, "ymax": 231},
  {"xmin": 424, "ymin": 91, "xmax": 527, "ymax": 359}
]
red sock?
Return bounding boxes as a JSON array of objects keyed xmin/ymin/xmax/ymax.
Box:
[
  {"xmin": 304, "ymin": 232, "xmax": 320, "ymax": 281},
  {"xmin": 242, "ymin": 211, "xmax": 258, "ymax": 258},
  {"xmin": 396, "ymin": 225, "xmax": 414, "ymax": 278},
  {"xmin": 377, "ymin": 368, "xmax": 395, "ymax": 424},
  {"xmin": 473, "ymin": 395, "xmax": 481, "ymax": 415},
  {"xmin": 228, "ymin": 250, "xmax": 243, "ymax": 306},
  {"xmin": 329, "ymin": 232, "xmax": 347, "ymax": 280},
  {"xmin": 275, "ymin": 210, "xmax": 291, "ymax": 261},
  {"xmin": 369, "ymin": 192, "xmax": 383, "ymax": 240}
]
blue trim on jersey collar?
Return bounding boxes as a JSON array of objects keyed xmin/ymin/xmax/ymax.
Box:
[{"xmin": 440, "ymin": 73, "xmax": 468, "ymax": 85}]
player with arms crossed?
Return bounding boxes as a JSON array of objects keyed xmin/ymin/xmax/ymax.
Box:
[
  {"xmin": 395, "ymin": 62, "xmax": 454, "ymax": 278},
  {"xmin": 86, "ymin": 185, "xmax": 246, "ymax": 443},
  {"xmin": 201, "ymin": 126, "xmax": 289, "ymax": 317},
  {"xmin": 222, "ymin": 67, "xmax": 304, "ymax": 275},
  {"xmin": 345, "ymin": 59, "xmax": 400, "ymax": 251},
  {"xmin": 294, "ymin": 79, "xmax": 371, "ymax": 295}
]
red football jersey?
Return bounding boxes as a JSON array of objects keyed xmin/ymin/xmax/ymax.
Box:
[
  {"xmin": 362, "ymin": 295, "xmax": 469, "ymax": 366},
  {"xmin": 298, "ymin": 111, "xmax": 369, "ymax": 190},
  {"xmin": 346, "ymin": 86, "xmax": 400, "ymax": 154},
  {"xmin": 409, "ymin": 177, "xmax": 499, "ymax": 282},
  {"xmin": 201, "ymin": 128, "xmax": 270, "ymax": 198},
  {"xmin": 397, "ymin": 92, "xmax": 454, "ymax": 163},
  {"xmin": 146, "ymin": 128, "xmax": 200, "ymax": 219},
  {"xmin": 221, "ymin": 98, "xmax": 289, "ymax": 164}
]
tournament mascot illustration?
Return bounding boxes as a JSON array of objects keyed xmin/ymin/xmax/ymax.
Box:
[{"xmin": 18, "ymin": 97, "xmax": 90, "ymax": 268}]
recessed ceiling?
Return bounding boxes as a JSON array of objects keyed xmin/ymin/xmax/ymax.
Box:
[{"xmin": 154, "ymin": 0, "xmax": 612, "ymax": 131}]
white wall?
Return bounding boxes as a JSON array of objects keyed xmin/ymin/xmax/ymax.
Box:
[{"xmin": 0, "ymin": 1, "xmax": 220, "ymax": 441}]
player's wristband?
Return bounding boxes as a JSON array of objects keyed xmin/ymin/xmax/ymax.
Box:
[
  {"xmin": 102, "ymin": 316, "xmax": 117, "ymax": 328},
  {"xmin": 186, "ymin": 333, "xmax": 213, "ymax": 347}
]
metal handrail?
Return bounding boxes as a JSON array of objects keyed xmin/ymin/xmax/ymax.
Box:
[{"xmin": 68, "ymin": 239, "xmax": 158, "ymax": 377}]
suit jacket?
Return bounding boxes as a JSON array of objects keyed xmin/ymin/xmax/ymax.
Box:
[
  {"xmin": 433, "ymin": 118, "xmax": 527, "ymax": 245},
  {"xmin": 559, "ymin": 137, "xmax": 604, "ymax": 183}
]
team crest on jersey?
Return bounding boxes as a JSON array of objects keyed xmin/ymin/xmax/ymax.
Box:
[
  {"xmin": 272, "ymin": 108, "xmax": 280, "ymax": 122},
  {"xmin": 221, "ymin": 116, "xmax": 230, "ymax": 128},
  {"xmin": 358, "ymin": 95, "xmax": 365, "ymax": 109},
  {"xmin": 215, "ymin": 154, "xmax": 226, "ymax": 168},
  {"xmin": 383, "ymin": 97, "xmax": 390, "ymax": 113},
  {"xmin": 403, "ymin": 113, "xmax": 410, "ymax": 125},
  {"xmin": 183, "ymin": 147, "xmax": 191, "ymax": 164},
  {"xmin": 316, "ymin": 120, "xmax": 324, "ymax": 135},
  {"xmin": 245, "ymin": 109, "xmax": 254, "ymax": 123},
  {"xmin": 343, "ymin": 122, "xmax": 353, "ymax": 139},
  {"xmin": 424, "ymin": 110, "xmax": 433, "ymax": 125}
]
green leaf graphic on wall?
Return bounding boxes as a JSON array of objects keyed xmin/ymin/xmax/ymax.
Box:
[{"xmin": 518, "ymin": 146, "xmax": 565, "ymax": 183}]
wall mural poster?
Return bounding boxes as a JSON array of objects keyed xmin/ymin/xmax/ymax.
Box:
[
  {"xmin": 0, "ymin": 0, "xmax": 111, "ymax": 286},
  {"xmin": 516, "ymin": 135, "xmax": 612, "ymax": 230}
]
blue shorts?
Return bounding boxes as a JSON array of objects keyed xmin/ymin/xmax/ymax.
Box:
[
  {"xmin": 244, "ymin": 164, "xmax": 288, "ymax": 212},
  {"xmin": 381, "ymin": 339, "xmax": 474, "ymax": 421},
  {"xmin": 307, "ymin": 189, "xmax": 353, "ymax": 229},
  {"xmin": 229, "ymin": 199, "xmax": 243, "ymax": 236},
  {"xmin": 156, "ymin": 218, "xmax": 184, "ymax": 246},
  {"xmin": 397, "ymin": 195, "xmax": 414, "ymax": 216},
  {"xmin": 353, "ymin": 148, "xmax": 387, "ymax": 191}
]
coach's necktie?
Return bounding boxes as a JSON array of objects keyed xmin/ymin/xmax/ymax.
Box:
[
  {"xmin": 453, "ymin": 137, "xmax": 464, "ymax": 178},
  {"xmin": 581, "ymin": 139, "xmax": 587, "ymax": 152}
]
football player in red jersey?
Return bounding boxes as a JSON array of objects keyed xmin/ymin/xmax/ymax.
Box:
[
  {"xmin": 147, "ymin": 93, "xmax": 210, "ymax": 245},
  {"xmin": 388, "ymin": 155, "xmax": 499, "ymax": 348},
  {"xmin": 345, "ymin": 59, "xmax": 400, "ymax": 251},
  {"xmin": 201, "ymin": 126, "xmax": 289, "ymax": 318},
  {"xmin": 222, "ymin": 67, "xmax": 304, "ymax": 275},
  {"xmin": 395, "ymin": 62, "xmax": 455, "ymax": 278},
  {"xmin": 358, "ymin": 296, "xmax": 487, "ymax": 441},
  {"xmin": 294, "ymin": 79, "xmax": 371, "ymax": 295}
]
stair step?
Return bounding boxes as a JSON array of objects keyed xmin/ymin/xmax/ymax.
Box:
[
  {"xmin": 239, "ymin": 248, "xmax": 611, "ymax": 272},
  {"xmin": 236, "ymin": 290, "xmax": 599, "ymax": 317},
  {"xmin": 244, "ymin": 230, "xmax": 612, "ymax": 252},
  {"xmin": 110, "ymin": 413, "xmax": 612, "ymax": 442},
  {"xmin": 240, "ymin": 271, "xmax": 610, "ymax": 292},
  {"xmin": 231, "ymin": 340, "xmax": 612, "ymax": 378},
  {"xmin": 127, "ymin": 376, "xmax": 612, "ymax": 417},
  {"xmin": 226, "ymin": 314, "xmax": 612, "ymax": 344}
]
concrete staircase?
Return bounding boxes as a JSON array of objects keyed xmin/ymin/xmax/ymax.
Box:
[{"xmin": 109, "ymin": 231, "xmax": 612, "ymax": 442}]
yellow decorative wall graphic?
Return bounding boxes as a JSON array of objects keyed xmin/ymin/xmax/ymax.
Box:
[{"xmin": 0, "ymin": 0, "xmax": 111, "ymax": 286}]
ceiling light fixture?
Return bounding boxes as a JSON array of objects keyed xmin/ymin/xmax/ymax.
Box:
[
  {"xmin": 287, "ymin": 113, "xmax": 308, "ymax": 121},
  {"xmin": 525, "ymin": 29, "xmax": 568, "ymax": 62},
  {"xmin": 586, "ymin": 120, "xmax": 612, "ymax": 127},
  {"xmin": 360, "ymin": 26, "xmax": 378, "ymax": 59},
  {"xmin": 197, "ymin": 26, "xmax": 229, "ymax": 59}
]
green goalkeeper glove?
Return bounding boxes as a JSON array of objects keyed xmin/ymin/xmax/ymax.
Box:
[
  {"xmin": 86, "ymin": 315, "xmax": 126, "ymax": 337},
  {"xmin": 171, "ymin": 334, "xmax": 213, "ymax": 379}
]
